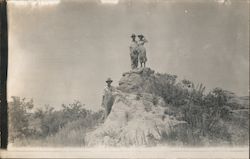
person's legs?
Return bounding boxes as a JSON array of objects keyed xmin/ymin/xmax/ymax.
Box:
[
  {"xmin": 140, "ymin": 58, "xmax": 143, "ymax": 67},
  {"xmin": 134, "ymin": 57, "xmax": 138, "ymax": 69},
  {"xmin": 107, "ymin": 105, "xmax": 112, "ymax": 116},
  {"xmin": 130, "ymin": 55, "xmax": 135, "ymax": 69},
  {"xmin": 106, "ymin": 96, "xmax": 114, "ymax": 117},
  {"xmin": 135, "ymin": 56, "xmax": 138, "ymax": 68}
]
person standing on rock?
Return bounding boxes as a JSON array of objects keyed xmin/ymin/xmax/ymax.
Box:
[
  {"xmin": 129, "ymin": 33, "xmax": 139, "ymax": 69},
  {"xmin": 101, "ymin": 78, "xmax": 116, "ymax": 119},
  {"xmin": 137, "ymin": 34, "xmax": 148, "ymax": 68}
]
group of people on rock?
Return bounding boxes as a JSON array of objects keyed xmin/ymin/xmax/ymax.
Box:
[
  {"xmin": 130, "ymin": 34, "xmax": 148, "ymax": 69},
  {"xmin": 101, "ymin": 34, "xmax": 149, "ymax": 119}
]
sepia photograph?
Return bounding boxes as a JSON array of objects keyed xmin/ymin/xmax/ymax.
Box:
[{"xmin": 0, "ymin": 0, "xmax": 249, "ymax": 158}]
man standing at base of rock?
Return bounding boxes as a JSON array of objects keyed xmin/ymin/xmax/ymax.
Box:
[
  {"xmin": 101, "ymin": 78, "xmax": 116, "ymax": 119},
  {"xmin": 129, "ymin": 33, "xmax": 139, "ymax": 69}
]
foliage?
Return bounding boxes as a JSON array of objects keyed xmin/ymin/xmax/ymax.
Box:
[
  {"xmin": 149, "ymin": 73, "xmax": 248, "ymax": 146},
  {"xmin": 8, "ymin": 98, "xmax": 104, "ymax": 146},
  {"xmin": 43, "ymin": 110, "xmax": 104, "ymax": 147},
  {"xmin": 8, "ymin": 96, "xmax": 35, "ymax": 142}
]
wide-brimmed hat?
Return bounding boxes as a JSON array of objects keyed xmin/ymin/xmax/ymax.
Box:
[
  {"xmin": 138, "ymin": 34, "xmax": 144, "ymax": 38},
  {"xmin": 106, "ymin": 77, "xmax": 113, "ymax": 83},
  {"xmin": 131, "ymin": 34, "xmax": 136, "ymax": 38}
]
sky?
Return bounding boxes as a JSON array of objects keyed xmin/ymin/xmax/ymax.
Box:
[{"xmin": 7, "ymin": 0, "xmax": 249, "ymax": 110}]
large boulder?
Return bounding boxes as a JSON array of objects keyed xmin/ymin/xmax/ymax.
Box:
[
  {"xmin": 117, "ymin": 67, "xmax": 156, "ymax": 94},
  {"xmin": 86, "ymin": 68, "xmax": 186, "ymax": 146}
]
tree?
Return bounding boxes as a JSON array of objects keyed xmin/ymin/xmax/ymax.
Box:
[{"xmin": 8, "ymin": 96, "xmax": 34, "ymax": 142}]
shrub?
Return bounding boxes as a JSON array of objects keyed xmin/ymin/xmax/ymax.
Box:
[{"xmin": 8, "ymin": 97, "xmax": 35, "ymax": 142}]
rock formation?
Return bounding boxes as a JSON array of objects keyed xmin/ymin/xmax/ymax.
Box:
[
  {"xmin": 86, "ymin": 68, "xmax": 186, "ymax": 146},
  {"xmin": 85, "ymin": 67, "xmax": 249, "ymax": 147}
]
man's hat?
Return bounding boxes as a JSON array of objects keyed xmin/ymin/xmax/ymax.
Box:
[
  {"xmin": 138, "ymin": 34, "xmax": 144, "ymax": 38},
  {"xmin": 106, "ymin": 77, "xmax": 113, "ymax": 83},
  {"xmin": 131, "ymin": 34, "xmax": 136, "ymax": 38}
]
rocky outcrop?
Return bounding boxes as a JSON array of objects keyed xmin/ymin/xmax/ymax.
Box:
[
  {"xmin": 86, "ymin": 68, "xmax": 186, "ymax": 146},
  {"xmin": 85, "ymin": 67, "xmax": 249, "ymax": 146},
  {"xmin": 118, "ymin": 67, "xmax": 156, "ymax": 94},
  {"xmin": 86, "ymin": 92, "xmax": 185, "ymax": 146}
]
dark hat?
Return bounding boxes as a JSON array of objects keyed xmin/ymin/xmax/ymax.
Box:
[
  {"xmin": 106, "ymin": 77, "xmax": 113, "ymax": 83},
  {"xmin": 131, "ymin": 34, "xmax": 136, "ymax": 38},
  {"xmin": 138, "ymin": 34, "xmax": 144, "ymax": 38}
]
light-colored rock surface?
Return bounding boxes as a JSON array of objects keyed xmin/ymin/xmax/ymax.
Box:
[
  {"xmin": 86, "ymin": 92, "xmax": 185, "ymax": 146},
  {"xmin": 86, "ymin": 68, "xmax": 186, "ymax": 146},
  {"xmin": 118, "ymin": 67, "xmax": 156, "ymax": 94}
]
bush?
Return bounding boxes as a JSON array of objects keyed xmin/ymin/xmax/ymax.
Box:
[
  {"xmin": 8, "ymin": 97, "xmax": 35, "ymax": 142},
  {"xmin": 9, "ymin": 97, "xmax": 104, "ymax": 146},
  {"xmin": 146, "ymin": 72, "xmax": 245, "ymax": 146}
]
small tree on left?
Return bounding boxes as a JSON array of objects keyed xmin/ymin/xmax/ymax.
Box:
[{"xmin": 8, "ymin": 96, "xmax": 34, "ymax": 142}]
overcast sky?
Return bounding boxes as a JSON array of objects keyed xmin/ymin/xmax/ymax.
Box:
[{"xmin": 8, "ymin": 0, "xmax": 249, "ymax": 110}]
